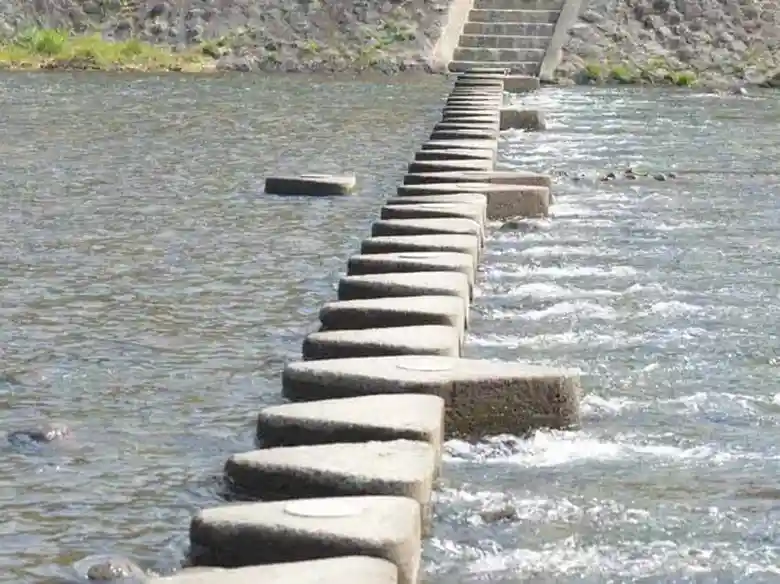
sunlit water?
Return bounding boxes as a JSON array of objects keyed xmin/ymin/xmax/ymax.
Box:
[
  {"xmin": 428, "ymin": 87, "xmax": 780, "ymax": 583},
  {"xmin": 2, "ymin": 75, "xmax": 779, "ymax": 583}
]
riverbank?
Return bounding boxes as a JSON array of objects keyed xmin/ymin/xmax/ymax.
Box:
[{"xmin": 553, "ymin": 0, "xmax": 780, "ymax": 89}]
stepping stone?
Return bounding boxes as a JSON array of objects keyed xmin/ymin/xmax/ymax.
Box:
[
  {"xmin": 403, "ymin": 170, "xmax": 551, "ymax": 188},
  {"xmin": 283, "ymin": 355, "xmax": 582, "ymax": 438},
  {"xmin": 440, "ymin": 116, "xmax": 500, "ymax": 126},
  {"xmin": 359, "ymin": 236, "xmax": 480, "ymax": 269},
  {"xmin": 346, "ymin": 253, "xmax": 475, "ymax": 291},
  {"xmin": 440, "ymin": 109, "xmax": 501, "ymax": 118},
  {"xmin": 395, "ymin": 183, "xmax": 550, "ymax": 219},
  {"xmin": 414, "ymin": 148, "xmax": 495, "ymax": 162},
  {"xmin": 380, "ymin": 203, "xmax": 486, "ymax": 229},
  {"xmin": 302, "ymin": 325, "xmax": 461, "ymax": 360},
  {"xmin": 442, "ymin": 105, "xmax": 501, "ymax": 113},
  {"xmin": 434, "ymin": 121, "xmax": 499, "ymax": 131},
  {"xmin": 505, "ymin": 75, "xmax": 541, "ymax": 93},
  {"xmin": 189, "ymin": 496, "xmax": 421, "ymax": 584},
  {"xmin": 408, "ymin": 159, "xmax": 493, "ymax": 174},
  {"xmin": 319, "ymin": 295, "xmax": 467, "ymax": 333},
  {"xmin": 371, "ymin": 218, "xmax": 482, "ymax": 243},
  {"xmin": 383, "ymin": 193, "xmax": 488, "ymax": 210},
  {"xmin": 265, "ymin": 174, "xmax": 356, "ymax": 196},
  {"xmin": 225, "ymin": 440, "xmax": 437, "ymax": 533},
  {"xmin": 430, "ymin": 128, "xmax": 498, "ymax": 141},
  {"xmin": 421, "ymin": 139, "xmax": 498, "ymax": 152},
  {"xmin": 149, "ymin": 557, "xmax": 398, "ymax": 584},
  {"xmin": 256, "ymin": 394, "xmax": 445, "ymax": 458},
  {"xmin": 500, "ymin": 108, "xmax": 546, "ymax": 131},
  {"xmin": 338, "ymin": 271, "xmax": 471, "ymax": 309}
]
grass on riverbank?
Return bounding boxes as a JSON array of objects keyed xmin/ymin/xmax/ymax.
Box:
[
  {"xmin": 581, "ymin": 59, "xmax": 698, "ymax": 87},
  {"xmin": 0, "ymin": 28, "xmax": 215, "ymax": 72}
]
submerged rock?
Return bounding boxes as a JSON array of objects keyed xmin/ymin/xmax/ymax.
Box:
[
  {"xmin": 7, "ymin": 422, "xmax": 71, "ymax": 446},
  {"xmin": 72, "ymin": 555, "xmax": 146, "ymax": 583}
]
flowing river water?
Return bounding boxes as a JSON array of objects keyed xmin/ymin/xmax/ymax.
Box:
[{"xmin": 0, "ymin": 74, "xmax": 778, "ymax": 583}]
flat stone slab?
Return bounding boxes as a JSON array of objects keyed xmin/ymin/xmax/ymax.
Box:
[
  {"xmin": 150, "ymin": 557, "xmax": 398, "ymax": 584},
  {"xmin": 359, "ymin": 236, "xmax": 480, "ymax": 269},
  {"xmin": 346, "ymin": 253, "xmax": 475, "ymax": 291},
  {"xmin": 500, "ymin": 108, "xmax": 546, "ymax": 131},
  {"xmin": 408, "ymin": 158, "xmax": 493, "ymax": 174},
  {"xmin": 379, "ymin": 203, "xmax": 485, "ymax": 233},
  {"xmin": 429, "ymin": 128, "xmax": 499, "ymax": 141},
  {"xmin": 441, "ymin": 109, "xmax": 500, "ymax": 117},
  {"xmin": 255, "ymin": 394, "xmax": 445, "ymax": 459},
  {"xmin": 371, "ymin": 218, "xmax": 482, "ymax": 242},
  {"xmin": 403, "ymin": 170, "xmax": 551, "ymax": 188},
  {"xmin": 395, "ymin": 183, "xmax": 550, "ymax": 219},
  {"xmin": 421, "ymin": 139, "xmax": 498, "ymax": 152},
  {"xmin": 434, "ymin": 121, "xmax": 499, "ymax": 132},
  {"xmin": 265, "ymin": 174, "xmax": 356, "ymax": 196},
  {"xmin": 505, "ymin": 75, "xmax": 540, "ymax": 92},
  {"xmin": 225, "ymin": 440, "xmax": 437, "ymax": 533},
  {"xmin": 319, "ymin": 295, "xmax": 467, "ymax": 333},
  {"xmin": 440, "ymin": 116, "xmax": 500, "ymax": 127},
  {"xmin": 302, "ymin": 325, "xmax": 461, "ymax": 360},
  {"xmin": 189, "ymin": 496, "xmax": 420, "ymax": 584},
  {"xmin": 414, "ymin": 148, "xmax": 495, "ymax": 162},
  {"xmin": 283, "ymin": 356, "xmax": 582, "ymax": 438},
  {"xmin": 384, "ymin": 193, "xmax": 488, "ymax": 209},
  {"xmin": 338, "ymin": 271, "xmax": 471, "ymax": 309}
]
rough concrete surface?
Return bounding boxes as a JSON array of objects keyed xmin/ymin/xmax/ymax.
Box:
[
  {"xmin": 282, "ymin": 355, "xmax": 582, "ymax": 437},
  {"xmin": 371, "ymin": 218, "xmax": 483, "ymax": 241},
  {"xmin": 255, "ymin": 394, "xmax": 445, "ymax": 459},
  {"xmin": 319, "ymin": 295, "xmax": 467, "ymax": 332},
  {"xmin": 346, "ymin": 252, "xmax": 476, "ymax": 290},
  {"xmin": 189, "ymin": 495, "xmax": 421, "ymax": 584},
  {"xmin": 359, "ymin": 234, "xmax": 480, "ymax": 267}
]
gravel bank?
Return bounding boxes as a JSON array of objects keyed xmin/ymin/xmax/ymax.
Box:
[
  {"xmin": 555, "ymin": 0, "xmax": 780, "ymax": 88},
  {"xmin": 0, "ymin": 0, "xmax": 451, "ymax": 73}
]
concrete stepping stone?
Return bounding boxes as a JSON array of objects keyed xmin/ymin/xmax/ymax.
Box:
[
  {"xmin": 414, "ymin": 148, "xmax": 495, "ymax": 162},
  {"xmin": 149, "ymin": 557, "xmax": 398, "ymax": 584},
  {"xmin": 189, "ymin": 495, "xmax": 420, "ymax": 584},
  {"xmin": 255, "ymin": 394, "xmax": 445, "ymax": 459},
  {"xmin": 359, "ymin": 236, "xmax": 480, "ymax": 269},
  {"xmin": 500, "ymin": 108, "xmax": 546, "ymax": 131},
  {"xmin": 505, "ymin": 75, "xmax": 540, "ymax": 93},
  {"xmin": 403, "ymin": 169, "xmax": 551, "ymax": 188},
  {"xmin": 434, "ymin": 121, "xmax": 499, "ymax": 130},
  {"xmin": 338, "ymin": 271, "xmax": 471, "ymax": 310},
  {"xmin": 282, "ymin": 355, "xmax": 582, "ymax": 438},
  {"xmin": 440, "ymin": 116, "xmax": 500, "ymax": 126},
  {"xmin": 430, "ymin": 128, "xmax": 498, "ymax": 141},
  {"xmin": 395, "ymin": 183, "xmax": 549, "ymax": 219},
  {"xmin": 225, "ymin": 440, "xmax": 436, "ymax": 532},
  {"xmin": 371, "ymin": 218, "xmax": 482, "ymax": 243},
  {"xmin": 383, "ymin": 193, "xmax": 488, "ymax": 210},
  {"xmin": 408, "ymin": 158, "xmax": 493, "ymax": 174},
  {"xmin": 421, "ymin": 139, "xmax": 498, "ymax": 152},
  {"xmin": 265, "ymin": 174, "xmax": 356, "ymax": 196},
  {"xmin": 380, "ymin": 203, "xmax": 486, "ymax": 230},
  {"xmin": 319, "ymin": 295, "xmax": 467, "ymax": 333},
  {"xmin": 346, "ymin": 253, "xmax": 475, "ymax": 291},
  {"xmin": 302, "ymin": 324, "xmax": 461, "ymax": 360},
  {"xmin": 440, "ymin": 109, "xmax": 501, "ymax": 118}
]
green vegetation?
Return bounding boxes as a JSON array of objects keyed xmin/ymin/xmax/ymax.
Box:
[
  {"xmin": 0, "ymin": 27, "xmax": 216, "ymax": 72},
  {"xmin": 580, "ymin": 58, "xmax": 698, "ymax": 87}
]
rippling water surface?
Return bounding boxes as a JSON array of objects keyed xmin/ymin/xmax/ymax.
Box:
[
  {"xmin": 3, "ymin": 75, "xmax": 780, "ymax": 583},
  {"xmin": 430, "ymin": 87, "xmax": 780, "ymax": 583},
  {"xmin": 0, "ymin": 71, "xmax": 448, "ymax": 582}
]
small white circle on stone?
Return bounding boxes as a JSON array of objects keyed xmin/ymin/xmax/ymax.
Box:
[
  {"xmin": 397, "ymin": 357, "xmax": 453, "ymax": 372},
  {"xmin": 284, "ymin": 499, "xmax": 362, "ymax": 518}
]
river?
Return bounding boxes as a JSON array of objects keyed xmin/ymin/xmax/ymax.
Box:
[{"xmin": 1, "ymin": 74, "xmax": 778, "ymax": 583}]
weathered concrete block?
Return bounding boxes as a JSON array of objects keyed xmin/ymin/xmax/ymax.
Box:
[
  {"xmin": 395, "ymin": 183, "xmax": 549, "ymax": 219},
  {"xmin": 319, "ymin": 295, "xmax": 466, "ymax": 332},
  {"xmin": 265, "ymin": 174, "xmax": 356, "ymax": 197},
  {"xmin": 338, "ymin": 271, "xmax": 471, "ymax": 308},
  {"xmin": 346, "ymin": 253, "xmax": 475, "ymax": 291},
  {"xmin": 302, "ymin": 325, "xmax": 461, "ymax": 360},
  {"xmin": 402, "ymin": 170, "xmax": 551, "ymax": 189},
  {"xmin": 408, "ymin": 159, "xmax": 493, "ymax": 174},
  {"xmin": 151, "ymin": 558, "xmax": 398, "ymax": 584},
  {"xmin": 504, "ymin": 75, "xmax": 541, "ymax": 93},
  {"xmin": 445, "ymin": 99, "xmax": 502, "ymax": 108},
  {"xmin": 440, "ymin": 116, "xmax": 500, "ymax": 127},
  {"xmin": 421, "ymin": 139, "xmax": 498, "ymax": 152},
  {"xmin": 434, "ymin": 121, "xmax": 500, "ymax": 132},
  {"xmin": 430, "ymin": 128, "xmax": 499, "ymax": 142},
  {"xmin": 413, "ymin": 148, "xmax": 495, "ymax": 162},
  {"xmin": 440, "ymin": 109, "xmax": 500, "ymax": 119},
  {"xmin": 371, "ymin": 218, "xmax": 482, "ymax": 243},
  {"xmin": 383, "ymin": 194, "xmax": 488, "ymax": 210},
  {"xmin": 189, "ymin": 496, "xmax": 420, "ymax": 584},
  {"xmin": 379, "ymin": 203, "xmax": 486, "ymax": 234},
  {"xmin": 282, "ymin": 355, "xmax": 582, "ymax": 438},
  {"xmin": 500, "ymin": 108, "xmax": 547, "ymax": 131},
  {"xmin": 225, "ymin": 440, "xmax": 437, "ymax": 532},
  {"xmin": 359, "ymin": 236, "xmax": 480, "ymax": 269}
]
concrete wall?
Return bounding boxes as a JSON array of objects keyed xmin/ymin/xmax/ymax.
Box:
[{"xmin": 150, "ymin": 72, "xmax": 582, "ymax": 584}]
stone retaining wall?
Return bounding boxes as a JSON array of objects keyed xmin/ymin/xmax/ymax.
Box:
[{"xmin": 148, "ymin": 71, "xmax": 582, "ymax": 584}]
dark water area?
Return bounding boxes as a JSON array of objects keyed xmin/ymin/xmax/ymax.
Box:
[{"xmin": 2, "ymin": 74, "xmax": 780, "ymax": 583}]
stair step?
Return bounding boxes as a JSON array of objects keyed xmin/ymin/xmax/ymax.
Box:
[
  {"xmin": 453, "ymin": 47, "xmax": 547, "ymax": 63},
  {"xmin": 458, "ymin": 34, "xmax": 551, "ymax": 49},
  {"xmin": 463, "ymin": 21, "xmax": 555, "ymax": 36},
  {"xmin": 448, "ymin": 60, "xmax": 539, "ymax": 75},
  {"xmin": 473, "ymin": 0, "xmax": 563, "ymax": 10},
  {"xmin": 468, "ymin": 8, "xmax": 560, "ymax": 23}
]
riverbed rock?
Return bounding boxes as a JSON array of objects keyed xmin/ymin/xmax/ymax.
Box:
[
  {"xmin": 71, "ymin": 555, "xmax": 146, "ymax": 583},
  {"xmin": 7, "ymin": 422, "xmax": 71, "ymax": 447}
]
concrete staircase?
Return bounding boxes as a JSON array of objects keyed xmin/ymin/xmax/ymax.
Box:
[{"xmin": 448, "ymin": 0, "xmax": 564, "ymax": 75}]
